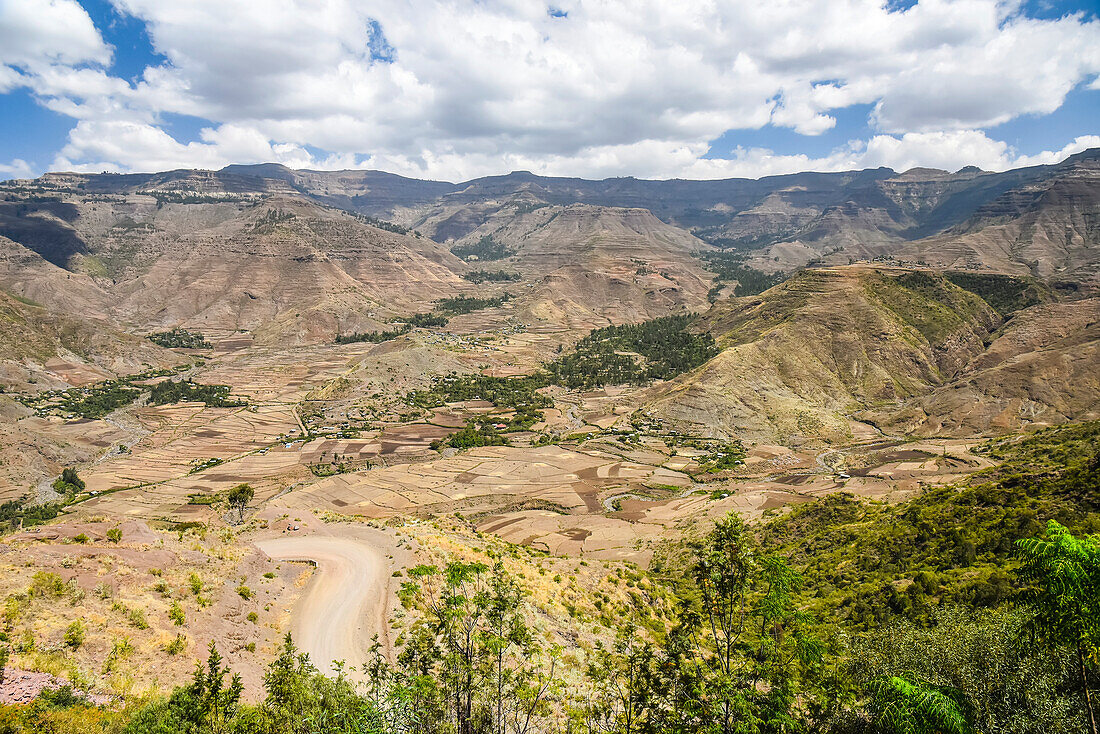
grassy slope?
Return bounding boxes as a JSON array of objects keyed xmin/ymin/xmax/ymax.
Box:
[
  {"xmin": 647, "ymin": 267, "xmax": 1000, "ymax": 443},
  {"xmin": 761, "ymin": 420, "xmax": 1100, "ymax": 629}
]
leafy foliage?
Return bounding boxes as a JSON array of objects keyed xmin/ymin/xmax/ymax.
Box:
[
  {"xmin": 56, "ymin": 382, "xmax": 140, "ymax": 419},
  {"xmin": 52, "ymin": 467, "xmax": 85, "ymax": 496},
  {"xmin": 406, "ymin": 312, "xmax": 450, "ymax": 328},
  {"xmin": 123, "ymin": 642, "xmax": 243, "ymax": 734},
  {"xmin": 227, "ymin": 483, "xmax": 254, "ymax": 523},
  {"xmin": 147, "ymin": 329, "xmax": 212, "ymax": 349},
  {"xmin": 547, "ymin": 315, "xmax": 718, "ymax": 389},
  {"xmin": 395, "ymin": 560, "xmax": 559, "ymax": 734},
  {"xmin": 148, "ymin": 380, "xmax": 245, "ymax": 408},
  {"xmin": 868, "ymin": 674, "xmax": 973, "ymax": 734},
  {"xmin": 0, "ymin": 498, "xmax": 63, "ymax": 532},
  {"xmin": 434, "ymin": 294, "xmax": 512, "ymax": 315},
  {"xmin": 943, "ymin": 272, "xmax": 1048, "ymax": 317},
  {"xmin": 450, "ymin": 236, "xmax": 516, "ymax": 262},
  {"xmin": 462, "ymin": 270, "xmax": 521, "ymax": 284},
  {"xmin": 441, "ymin": 420, "xmax": 508, "ymax": 450},
  {"xmin": 410, "ymin": 373, "xmax": 552, "ymax": 413},
  {"xmin": 701, "ymin": 251, "xmax": 788, "ymax": 298},
  {"xmin": 335, "ymin": 325, "xmax": 411, "ymax": 344},
  {"xmin": 1016, "ymin": 520, "xmax": 1100, "ymax": 731},
  {"xmin": 761, "ymin": 421, "xmax": 1100, "ymax": 629},
  {"xmin": 849, "ymin": 607, "xmax": 1083, "ymax": 733}
]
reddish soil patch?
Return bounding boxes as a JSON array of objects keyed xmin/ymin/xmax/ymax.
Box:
[
  {"xmin": 773, "ymin": 474, "xmax": 813, "ymax": 486},
  {"xmin": 378, "ymin": 424, "xmax": 454, "ymax": 454},
  {"xmin": 0, "ymin": 668, "xmax": 113, "ymax": 706},
  {"xmin": 479, "ymin": 517, "xmax": 525, "ymax": 534},
  {"xmin": 572, "ymin": 483, "xmax": 603, "ymax": 512},
  {"xmin": 760, "ymin": 492, "xmax": 812, "ymax": 510}
]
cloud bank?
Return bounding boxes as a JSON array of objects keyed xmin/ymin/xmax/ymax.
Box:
[{"xmin": 1, "ymin": 0, "xmax": 1098, "ymax": 180}]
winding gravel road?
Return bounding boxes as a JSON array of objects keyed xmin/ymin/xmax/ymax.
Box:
[{"xmin": 256, "ymin": 535, "xmax": 391, "ymax": 679}]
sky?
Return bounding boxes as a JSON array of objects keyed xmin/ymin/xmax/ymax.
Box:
[{"xmin": 0, "ymin": 0, "xmax": 1098, "ymax": 182}]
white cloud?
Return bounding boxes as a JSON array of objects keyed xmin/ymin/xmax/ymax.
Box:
[
  {"xmin": 0, "ymin": 157, "xmax": 32, "ymax": 178},
  {"xmin": 2, "ymin": 0, "xmax": 1097, "ymax": 178},
  {"xmin": 0, "ymin": 0, "xmax": 109, "ymax": 70}
]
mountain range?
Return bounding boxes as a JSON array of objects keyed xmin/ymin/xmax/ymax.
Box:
[{"xmin": 0, "ymin": 148, "xmax": 1096, "ymax": 442}]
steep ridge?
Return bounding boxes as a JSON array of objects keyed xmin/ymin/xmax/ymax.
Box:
[
  {"xmin": 0, "ymin": 235, "xmax": 114, "ymax": 318},
  {"xmin": 897, "ymin": 149, "xmax": 1100, "ymax": 283},
  {"xmin": 0, "ymin": 290, "xmax": 178, "ymax": 391},
  {"xmin": 642, "ymin": 267, "xmax": 1001, "ymax": 444},
  {"xmin": 215, "ymin": 154, "xmax": 1088, "ymax": 274},
  {"xmin": 861, "ymin": 298, "xmax": 1100, "ymax": 435},
  {"xmin": 0, "ymin": 179, "xmax": 471, "ymax": 344},
  {"xmin": 99, "ymin": 196, "xmax": 467, "ymax": 343},
  {"xmin": 448, "ymin": 204, "xmax": 715, "ymax": 327}
]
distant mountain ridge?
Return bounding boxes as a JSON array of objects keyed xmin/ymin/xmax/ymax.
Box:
[{"xmin": 8, "ymin": 148, "xmax": 1095, "ymax": 280}]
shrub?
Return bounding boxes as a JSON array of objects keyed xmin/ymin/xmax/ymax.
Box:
[
  {"xmin": 128, "ymin": 608, "xmax": 148, "ymax": 629},
  {"xmin": 29, "ymin": 572, "xmax": 66, "ymax": 598},
  {"xmin": 168, "ymin": 601, "xmax": 185, "ymax": 627},
  {"xmin": 236, "ymin": 585, "xmax": 252, "ymax": 600},
  {"xmin": 163, "ymin": 634, "xmax": 187, "ymax": 655},
  {"xmin": 64, "ymin": 620, "xmax": 85, "ymax": 649},
  {"xmin": 106, "ymin": 527, "xmax": 122, "ymax": 544},
  {"xmin": 188, "ymin": 573, "xmax": 202, "ymax": 595}
]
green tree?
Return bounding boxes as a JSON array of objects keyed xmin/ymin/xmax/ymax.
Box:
[
  {"xmin": 52, "ymin": 467, "xmax": 85, "ymax": 495},
  {"xmin": 261, "ymin": 634, "xmax": 385, "ymax": 734},
  {"xmin": 397, "ymin": 560, "xmax": 551, "ymax": 734},
  {"xmin": 584, "ymin": 514, "xmax": 829, "ymax": 733},
  {"xmin": 849, "ymin": 606, "xmax": 1081, "ymax": 733},
  {"xmin": 868, "ymin": 674, "xmax": 974, "ymax": 734},
  {"xmin": 682, "ymin": 514, "xmax": 825, "ymax": 732},
  {"xmin": 123, "ymin": 642, "xmax": 242, "ymax": 734},
  {"xmin": 1016, "ymin": 521, "xmax": 1100, "ymax": 734},
  {"xmin": 227, "ymin": 483, "xmax": 254, "ymax": 524}
]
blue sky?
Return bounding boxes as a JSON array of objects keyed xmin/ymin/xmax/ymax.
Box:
[{"xmin": 0, "ymin": 0, "xmax": 1098, "ymax": 181}]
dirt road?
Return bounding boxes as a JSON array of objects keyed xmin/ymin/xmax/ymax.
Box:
[{"xmin": 256, "ymin": 534, "xmax": 393, "ymax": 678}]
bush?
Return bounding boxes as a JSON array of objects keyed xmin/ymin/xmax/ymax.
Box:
[
  {"xmin": 128, "ymin": 608, "xmax": 148, "ymax": 630},
  {"xmin": 106, "ymin": 527, "xmax": 122, "ymax": 544},
  {"xmin": 63, "ymin": 620, "xmax": 85, "ymax": 649},
  {"xmin": 236, "ymin": 585, "xmax": 252, "ymax": 600},
  {"xmin": 188, "ymin": 573, "xmax": 202, "ymax": 595},
  {"xmin": 29, "ymin": 572, "xmax": 66, "ymax": 598},
  {"xmin": 163, "ymin": 634, "xmax": 187, "ymax": 656},
  {"xmin": 168, "ymin": 602, "xmax": 185, "ymax": 627}
]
